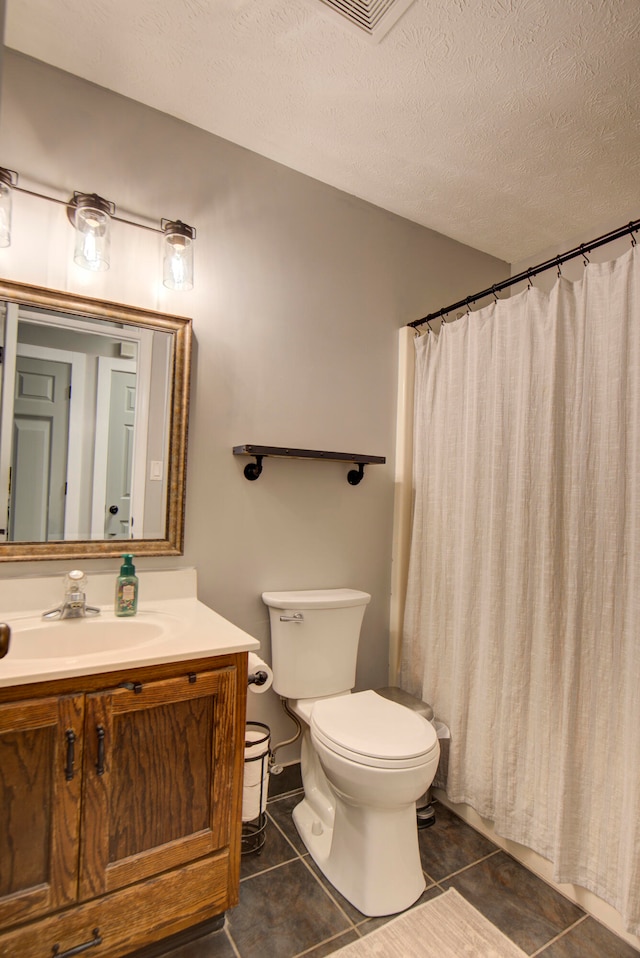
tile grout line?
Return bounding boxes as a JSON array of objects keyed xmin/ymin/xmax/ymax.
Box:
[
  {"xmin": 239, "ymin": 810, "xmax": 305, "ymax": 884},
  {"xmin": 265, "ymin": 803, "xmax": 308, "ymax": 855},
  {"xmin": 527, "ymin": 914, "xmax": 590, "ymax": 957},
  {"xmin": 298, "ymin": 851, "xmax": 364, "ymax": 931},
  {"xmin": 429, "ymin": 846, "xmax": 503, "ymax": 884},
  {"xmin": 224, "ymin": 923, "xmax": 243, "ymax": 958},
  {"xmin": 291, "ymin": 927, "xmax": 358, "ymax": 958},
  {"xmin": 239, "ymin": 853, "xmax": 299, "ymax": 883}
]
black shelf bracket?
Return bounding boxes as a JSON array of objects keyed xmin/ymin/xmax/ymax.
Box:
[
  {"xmin": 347, "ymin": 463, "xmax": 365, "ymax": 486},
  {"xmin": 233, "ymin": 445, "xmax": 385, "ymax": 485},
  {"xmin": 243, "ymin": 454, "xmax": 264, "ymax": 481}
]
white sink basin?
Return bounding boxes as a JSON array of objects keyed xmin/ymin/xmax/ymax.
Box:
[
  {"xmin": 8, "ymin": 614, "xmax": 172, "ymax": 661},
  {"xmin": 0, "ymin": 572, "xmax": 260, "ymax": 689}
]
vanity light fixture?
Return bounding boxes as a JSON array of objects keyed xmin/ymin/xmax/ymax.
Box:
[
  {"xmin": 0, "ymin": 168, "xmax": 16, "ymax": 248},
  {"xmin": 0, "ymin": 166, "xmax": 196, "ymax": 289},
  {"xmin": 162, "ymin": 219, "xmax": 196, "ymax": 291},
  {"xmin": 67, "ymin": 192, "xmax": 114, "ymax": 272}
]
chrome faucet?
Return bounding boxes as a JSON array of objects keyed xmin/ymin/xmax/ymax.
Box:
[{"xmin": 42, "ymin": 570, "xmax": 101, "ymax": 620}]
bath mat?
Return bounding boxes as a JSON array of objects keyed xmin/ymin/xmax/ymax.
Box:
[{"xmin": 331, "ymin": 888, "xmax": 528, "ymax": 957}]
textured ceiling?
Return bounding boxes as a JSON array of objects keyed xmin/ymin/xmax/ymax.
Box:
[{"xmin": 5, "ymin": 0, "xmax": 640, "ymax": 263}]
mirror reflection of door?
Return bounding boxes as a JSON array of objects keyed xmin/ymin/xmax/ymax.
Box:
[
  {"xmin": 104, "ymin": 369, "xmax": 136, "ymax": 538},
  {"xmin": 92, "ymin": 357, "xmax": 142, "ymax": 540},
  {"xmin": 10, "ymin": 355, "xmax": 70, "ymax": 541}
]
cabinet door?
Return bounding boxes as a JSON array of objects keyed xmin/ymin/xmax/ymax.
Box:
[
  {"xmin": 79, "ymin": 667, "xmax": 237, "ymax": 899},
  {"xmin": 0, "ymin": 694, "xmax": 84, "ymax": 929}
]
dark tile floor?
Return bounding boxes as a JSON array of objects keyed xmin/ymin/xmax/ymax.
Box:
[{"xmin": 159, "ymin": 767, "xmax": 640, "ymax": 958}]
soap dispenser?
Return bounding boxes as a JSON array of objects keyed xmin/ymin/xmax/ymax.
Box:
[{"xmin": 115, "ymin": 554, "xmax": 139, "ymax": 617}]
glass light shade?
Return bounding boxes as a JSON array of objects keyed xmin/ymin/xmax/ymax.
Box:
[
  {"xmin": 0, "ymin": 171, "xmax": 13, "ymax": 249},
  {"xmin": 72, "ymin": 196, "xmax": 112, "ymax": 271},
  {"xmin": 163, "ymin": 221, "xmax": 194, "ymax": 291}
]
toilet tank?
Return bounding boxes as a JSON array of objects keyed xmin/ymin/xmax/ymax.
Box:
[{"xmin": 262, "ymin": 589, "xmax": 371, "ymax": 699}]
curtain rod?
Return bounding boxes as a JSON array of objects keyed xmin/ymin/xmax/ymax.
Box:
[{"xmin": 408, "ymin": 218, "xmax": 640, "ymax": 329}]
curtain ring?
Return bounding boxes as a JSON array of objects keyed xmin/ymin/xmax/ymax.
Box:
[
  {"xmin": 426, "ymin": 318, "xmax": 434, "ymax": 334},
  {"xmin": 556, "ymin": 257, "xmax": 562, "ymax": 278},
  {"xmin": 580, "ymin": 244, "xmax": 590, "ymax": 266},
  {"xmin": 631, "ymin": 228, "xmax": 637, "ymax": 248},
  {"xmin": 466, "ymin": 298, "xmax": 472, "ymax": 315},
  {"xmin": 526, "ymin": 270, "xmax": 533, "ymax": 290},
  {"xmin": 491, "ymin": 286, "xmax": 499, "ymax": 302}
]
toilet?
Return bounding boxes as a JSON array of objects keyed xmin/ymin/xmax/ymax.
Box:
[{"xmin": 262, "ymin": 588, "xmax": 440, "ymax": 917}]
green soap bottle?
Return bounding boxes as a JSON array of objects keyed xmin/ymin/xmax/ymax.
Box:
[{"xmin": 115, "ymin": 554, "xmax": 138, "ymax": 617}]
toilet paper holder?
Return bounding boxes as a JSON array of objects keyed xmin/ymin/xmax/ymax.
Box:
[{"xmin": 247, "ymin": 652, "xmax": 273, "ymax": 693}]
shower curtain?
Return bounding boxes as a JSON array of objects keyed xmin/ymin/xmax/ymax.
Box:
[{"xmin": 401, "ymin": 245, "xmax": 640, "ymax": 934}]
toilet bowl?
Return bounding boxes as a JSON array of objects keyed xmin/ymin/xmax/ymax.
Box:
[
  {"xmin": 289, "ymin": 691, "xmax": 439, "ymax": 916},
  {"xmin": 262, "ymin": 588, "xmax": 440, "ymax": 917}
]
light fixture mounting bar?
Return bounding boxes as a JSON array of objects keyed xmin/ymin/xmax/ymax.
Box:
[{"xmin": 8, "ymin": 180, "xmax": 166, "ymax": 234}]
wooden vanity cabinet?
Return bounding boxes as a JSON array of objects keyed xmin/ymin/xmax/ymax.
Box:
[{"xmin": 0, "ymin": 653, "xmax": 247, "ymax": 958}]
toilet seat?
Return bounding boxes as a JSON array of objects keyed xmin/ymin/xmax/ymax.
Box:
[{"xmin": 311, "ymin": 690, "xmax": 438, "ymax": 769}]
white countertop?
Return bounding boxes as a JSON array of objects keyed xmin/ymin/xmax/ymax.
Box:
[{"xmin": 0, "ymin": 568, "xmax": 260, "ymax": 688}]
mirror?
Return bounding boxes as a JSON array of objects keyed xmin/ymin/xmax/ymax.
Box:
[{"xmin": 0, "ymin": 278, "xmax": 191, "ymax": 561}]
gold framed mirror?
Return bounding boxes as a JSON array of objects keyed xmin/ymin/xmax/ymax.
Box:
[{"xmin": 0, "ymin": 278, "xmax": 192, "ymax": 561}]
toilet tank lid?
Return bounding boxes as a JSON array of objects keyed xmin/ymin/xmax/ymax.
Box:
[{"xmin": 262, "ymin": 588, "xmax": 371, "ymax": 609}]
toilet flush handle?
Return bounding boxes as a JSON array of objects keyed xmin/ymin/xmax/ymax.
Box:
[{"xmin": 279, "ymin": 612, "xmax": 304, "ymax": 623}]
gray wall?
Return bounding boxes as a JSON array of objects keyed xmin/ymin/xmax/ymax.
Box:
[{"xmin": 0, "ymin": 51, "xmax": 508, "ymax": 755}]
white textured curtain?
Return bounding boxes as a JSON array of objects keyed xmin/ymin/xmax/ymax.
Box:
[{"xmin": 401, "ymin": 246, "xmax": 640, "ymax": 935}]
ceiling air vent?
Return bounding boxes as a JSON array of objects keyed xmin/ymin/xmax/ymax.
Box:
[{"xmin": 313, "ymin": 0, "xmax": 417, "ymax": 42}]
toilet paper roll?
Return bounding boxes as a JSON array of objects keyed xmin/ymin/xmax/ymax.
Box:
[
  {"xmin": 244, "ymin": 727, "xmax": 270, "ymax": 786},
  {"xmin": 247, "ymin": 652, "xmax": 273, "ymax": 693},
  {"xmin": 243, "ymin": 761, "xmax": 265, "ymax": 788},
  {"xmin": 242, "ymin": 781, "xmax": 268, "ymax": 821}
]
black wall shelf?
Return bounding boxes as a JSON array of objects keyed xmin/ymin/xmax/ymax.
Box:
[{"xmin": 233, "ymin": 445, "xmax": 386, "ymax": 485}]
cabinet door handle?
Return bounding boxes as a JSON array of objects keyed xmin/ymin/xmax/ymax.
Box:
[
  {"xmin": 95, "ymin": 726, "xmax": 105, "ymax": 776},
  {"xmin": 65, "ymin": 729, "xmax": 76, "ymax": 781},
  {"xmin": 52, "ymin": 928, "xmax": 102, "ymax": 956},
  {"xmin": 0, "ymin": 622, "xmax": 10, "ymax": 658}
]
